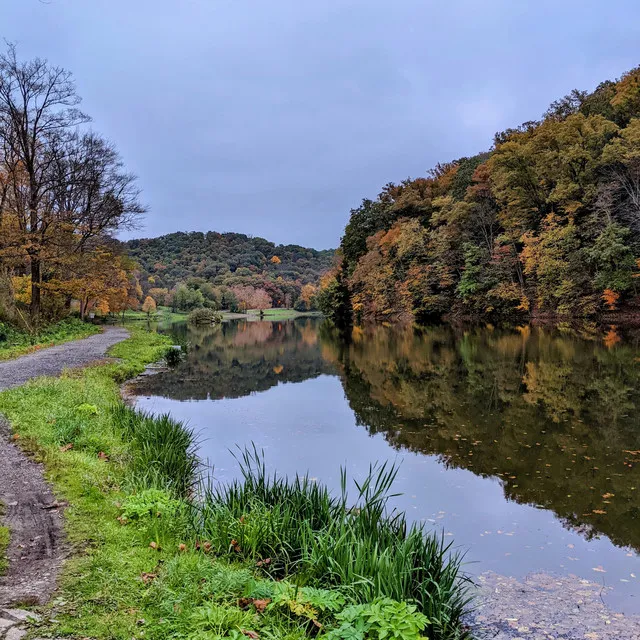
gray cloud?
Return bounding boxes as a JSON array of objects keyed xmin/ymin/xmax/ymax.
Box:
[{"xmin": 3, "ymin": 0, "xmax": 640, "ymax": 248}]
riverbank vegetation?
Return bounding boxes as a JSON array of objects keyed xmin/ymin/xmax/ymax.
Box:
[
  {"xmin": 0, "ymin": 327, "xmax": 471, "ymax": 639},
  {"xmin": 320, "ymin": 66, "xmax": 640, "ymax": 324}
]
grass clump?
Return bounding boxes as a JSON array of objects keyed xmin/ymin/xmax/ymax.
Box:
[
  {"xmin": 200, "ymin": 448, "xmax": 472, "ymax": 638},
  {"xmin": 111, "ymin": 405, "xmax": 199, "ymax": 497},
  {"xmin": 0, "ymin": 317, "xmax": 98, "ymax": 361}
]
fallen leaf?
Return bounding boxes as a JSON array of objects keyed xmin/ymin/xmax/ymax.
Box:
[{"xmin": 253, "ymin": 599, "xmax": 270, "ymax": 613}]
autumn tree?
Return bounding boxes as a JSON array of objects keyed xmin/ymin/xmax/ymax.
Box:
[
  {"xmin": 0, "ymin": 46, "xmax": 144, "ymax": 324},
  {"xmin": 297, "ymin": 283, "xmax": 317, "ymax": 311},
  {"xmin": 142, "ymin": 296, "xmax": 157, "ymax": 318},
  {"xmin": 329, "ymin": 65, "xmax": 640, "ymax": 323}
]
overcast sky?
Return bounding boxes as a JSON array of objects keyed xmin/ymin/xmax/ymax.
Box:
[{"xmin": 3, "ymin": 1, "xmax": 640, "ymax": 248}]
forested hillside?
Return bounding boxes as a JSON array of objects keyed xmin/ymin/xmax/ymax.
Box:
[
  {"xmin": 126, "ymin": 232, "xmax": 335, "ymax": 311},
  {"xmin": 320, "ymin": 66, "xmax": 640, "ymax": 324}
]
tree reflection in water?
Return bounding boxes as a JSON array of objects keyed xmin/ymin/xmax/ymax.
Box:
[{"xmin": 132, "ymin": 318, "xmax": 640, "ymax": 553}]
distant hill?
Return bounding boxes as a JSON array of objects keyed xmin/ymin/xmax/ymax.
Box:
[{"xmin": 125, "ymin": 231, "xmax": 336, "ymax": 309}]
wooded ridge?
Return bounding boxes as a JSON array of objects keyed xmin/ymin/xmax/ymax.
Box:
[{"xmin": 319, "ymin": 65, "xmax": 640, "ymax": 324}]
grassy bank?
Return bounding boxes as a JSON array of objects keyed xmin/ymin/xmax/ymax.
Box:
[
  {"xmin": 0, "ymin": 327, "xmax": 471, "ymax": 639},
  {"xmin": 0, "ymin": 318, "xmax": 99, "ymax": 361},
  {"xmin": 221, "ymin": 309, "xmax": 323, "ymax": 321},
  {"xmin": 118, "ymin": 306, "xmax": 189, "ymax": 323}
]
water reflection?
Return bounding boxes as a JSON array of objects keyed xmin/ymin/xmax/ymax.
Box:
[
  {"xmin": 131, "ymin": 319, "xmax": 640, "ymax": 610},
  {"xmin": 134, "ymin": 320, "xmax": 334, "ymax": 401},
  {"xmin": 320, "ymin": 323, "xmax": 640, "ymax": 554}
]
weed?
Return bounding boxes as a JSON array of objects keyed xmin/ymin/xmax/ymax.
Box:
[{"xmin": 0, "ymin": 525, "xmax": 8, "ymax": 575}]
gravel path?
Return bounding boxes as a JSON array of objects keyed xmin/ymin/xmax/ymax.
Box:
[
  {"xmin": 0, "ymin": 327, "xmax": 129, "ymax": 391},
  {"xmin": 0, "ymin": 326, "xmax": 129, "ymax": 637}
]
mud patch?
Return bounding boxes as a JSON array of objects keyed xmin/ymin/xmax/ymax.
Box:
[
  {"xmin": 468, "ymin": 571, "xmax": 640, "ymax": 639},
  {"xmin": 0, "ymin": 418, "xmax": 64, "ymax": 606}
]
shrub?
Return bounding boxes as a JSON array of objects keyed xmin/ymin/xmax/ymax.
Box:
[
  {"xmin": 188, "ymin": 308, "xmax": 223, "ymax": 325},
  {"xmin": 164, "ymin": 345, "xmax": 184, "ymax": 367}
]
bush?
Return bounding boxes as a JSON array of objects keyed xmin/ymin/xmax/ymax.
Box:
[
  {"xmin": 188, "ymin": 308, "xmax": 223, "ymax": 325},
  {"xmin": 164, "ymin": 345, "xmax": 185, "ymax": 367}
]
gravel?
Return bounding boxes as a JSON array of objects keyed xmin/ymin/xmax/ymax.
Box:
[{"xmin": 0, "ymin": 326, "xmax": 129, "ymax": 391}]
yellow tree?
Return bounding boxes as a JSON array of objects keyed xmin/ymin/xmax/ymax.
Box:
[{"xmin": 142, "ymin": 296, "xmax": 157, "ymax": 318}]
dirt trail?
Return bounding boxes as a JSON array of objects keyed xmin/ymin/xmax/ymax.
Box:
[{"xmin": 0, "ymin": 327, "xmax": 129, "ymax": 615}]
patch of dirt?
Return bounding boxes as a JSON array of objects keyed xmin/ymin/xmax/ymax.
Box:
[
  {"xmin": 0, "ymin": 417, "xmax": 64, "ymax": 607},
  {"xmin": 467, "ymin": 571, "xmax": 640, "ymax": 639}
]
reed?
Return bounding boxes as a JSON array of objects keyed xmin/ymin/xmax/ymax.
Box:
[
  {"xmin": 198, "ymin": 446, "xmax": 472, "ymax": 639},
  {"xmin": 110, "ymin": 404, "xmax": 199, "ymax": 497}
]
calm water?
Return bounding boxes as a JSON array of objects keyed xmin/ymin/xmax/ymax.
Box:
[{"xmin": 131, "ymin": 319, "xmax": 640, "ymax": 613}]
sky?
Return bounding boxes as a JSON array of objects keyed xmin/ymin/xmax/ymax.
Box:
[{"xmin": 2, "ymin": 1, "xmax": 640, "ymax": 249}]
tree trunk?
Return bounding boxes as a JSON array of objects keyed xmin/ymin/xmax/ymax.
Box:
[{"xmin": 29, "ymin": 256, "xmax": 41, "ymax": 324}]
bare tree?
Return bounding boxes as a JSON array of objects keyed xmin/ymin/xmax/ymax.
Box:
[{"xmin": 0, "ymin": 45, "xmax": 145, "ymax": 323}]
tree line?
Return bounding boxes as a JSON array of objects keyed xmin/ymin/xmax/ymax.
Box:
[
  {"xmin": 126, "ymin": 231, "xmax": 334, "ymax": 313},
  {"xmin": 0, "ymin": 47, "xmax": 334, "ymax": 329},
  {"xmin": 0, "ymin": 45, "xmax": 144, "ymax": 328},
  {"xmin": 319, "ymin": 66, "xmax": 640, "ymax": 324}
]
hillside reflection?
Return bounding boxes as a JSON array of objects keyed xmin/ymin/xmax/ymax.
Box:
[{"xmin": 132, "ymin": 319, "xmax": 640, "ymax": 552}]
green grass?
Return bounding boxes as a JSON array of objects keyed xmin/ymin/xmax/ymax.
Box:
[
  {"xmin": 0, "ymin": 523, "xmax": 8, "ymax": 575},
  {"xmin": 0, "ymin": 317, "xmax": 99, "ymax": 361},
  {"xmin": 228, "ymin": 309, "xmax": 323, "ymax": 320},
  {"xmin": 0, "ymin": 325, "xmax": 471, "ymax": 639},
  {"xmin": 118, "ymin": 306, "xmax": 189, "ymax": 323},
  {"xmin": 200, "ymin": 448, "xmax": 472, "ymax": 638}
]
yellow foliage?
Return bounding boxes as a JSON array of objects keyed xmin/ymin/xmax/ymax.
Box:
[{"xmin": 11, "ymin": 275, "xmax": 31, "ymax": 305}]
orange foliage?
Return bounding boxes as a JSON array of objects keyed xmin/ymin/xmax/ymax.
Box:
[{"xmin": 602, "ymin": 289, "xmax": 620, "ymax": 311}]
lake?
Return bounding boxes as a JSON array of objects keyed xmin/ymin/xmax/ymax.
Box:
[{"xmin": 130, "ymin": 317, "xmax": 640, "ymax": 614}]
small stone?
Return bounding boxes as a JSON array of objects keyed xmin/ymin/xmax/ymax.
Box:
[
  {"xmin": 2, "ymin": 609, "xmax": 40, "ymax": 622},
  {"xmin": 5, "ymin": 627, "xmax": 27, "ymax": 640},
  {"xmin": 0, "ymin": 618, "xmax": 16, "ymax": 629}
]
